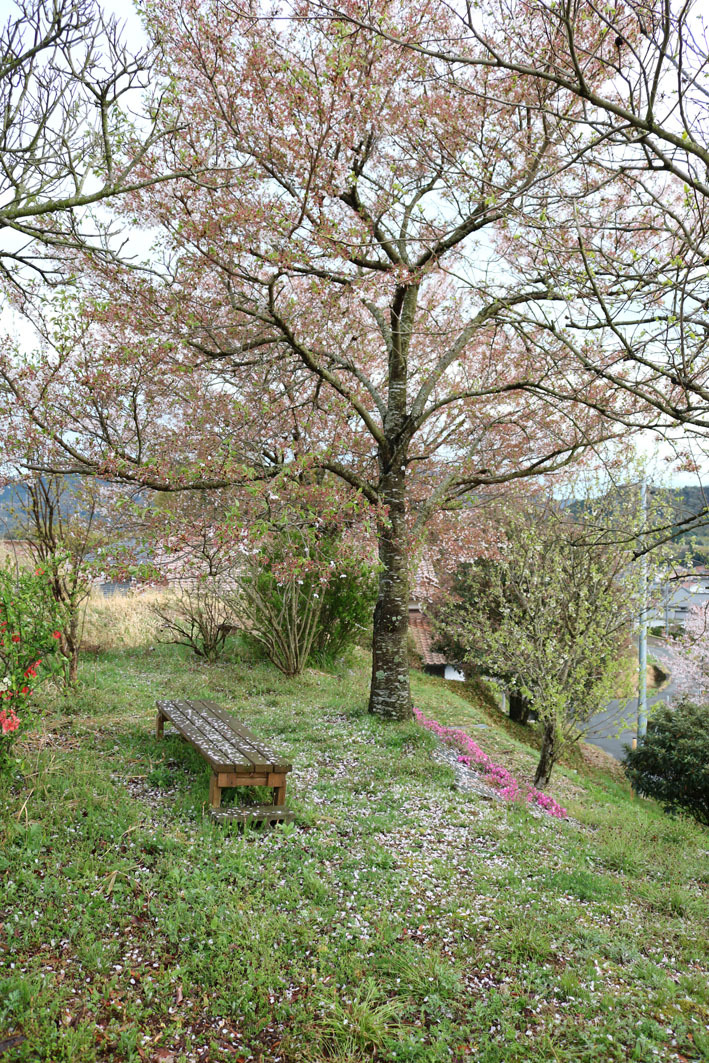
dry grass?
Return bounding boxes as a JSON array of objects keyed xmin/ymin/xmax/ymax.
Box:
[
  {"xmin": 80, "ymin": 587, "xmax": 166, "ymax": 651},
  {"xmin": 0, "ymin": 538, "xmax": 33, "ymax": 569}
]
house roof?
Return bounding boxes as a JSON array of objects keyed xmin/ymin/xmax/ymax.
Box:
[{"xmin": 408, "ymin": 607, "xmax": 446, "ymax": 667}]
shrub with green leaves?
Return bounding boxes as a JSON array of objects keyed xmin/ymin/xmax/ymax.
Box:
[
  {"xmin": 308, "ymin": 551, "xmax": 377, "ymax": 663},
  {"xmin": 0, "ymin": 561, "xmax": 67, "ymax": 769},
  {"xmin": 229, "ymin": 527, "xmax": 377, "ymax": 676},
  {"xmin": 623, "ymin": 700, "xmax": 709, "ymax": 825}
]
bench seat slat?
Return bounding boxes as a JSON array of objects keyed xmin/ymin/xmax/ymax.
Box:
[
  {"xmin": 181, "ymin": 701, "xmax": 261, "ymax": 770},
  {"xmin": 197, "ymin": 700, "xmax": 291, "ymax": 772},
  {"xmin": 156, "ymin": 699, "xmax": 292, "ymax": 774},
  {"xmin": 192, "ymin": 700, "xmax": 270, "ymax": 771},
  {"xmin": 175, "ymin": 700, "xmax": 262, "ymax": 770},
  {"xmin": 157, "ymin": 701, "xmax": 231, "ymax": 770},
  {"xmin": 158, "ymin": 699, "xmax": 252, "ymax": 771}
]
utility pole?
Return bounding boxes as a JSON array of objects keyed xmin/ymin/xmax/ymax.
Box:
[{"xmin": 637, "ymin": 476, "xmax": 648, "ymax": 742}]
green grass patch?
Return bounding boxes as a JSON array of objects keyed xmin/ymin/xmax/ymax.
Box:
[{"xmin": 0, "ymin": 642, "xmax": 707, "ymax": 1062}]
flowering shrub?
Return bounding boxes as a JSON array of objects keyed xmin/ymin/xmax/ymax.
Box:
[
  {"xmin": 413, "ymin": 706, "xmax": 568, "ymax": 819},
  {"xmin": 0, "ymin": 562, "xmax": 67, "ymax": 770}
]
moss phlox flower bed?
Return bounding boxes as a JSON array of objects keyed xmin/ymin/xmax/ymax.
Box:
[{"xmin": 413, "ymin": 705, "xmax": 568, "ymax": 818}]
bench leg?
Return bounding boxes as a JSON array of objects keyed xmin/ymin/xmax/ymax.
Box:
[
  {"xmin": 155, "ymin": 710, "xmax": 165, "ymax": 739},
  {"xmin": 273, "ymin": 779, "xmax": 287, "ymax": 807},
  {"xmin": 209, "ymin": 773, "xmax": 222, "ymax": 809}
]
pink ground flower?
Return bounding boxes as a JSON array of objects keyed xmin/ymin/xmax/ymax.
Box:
[{"xmin": 414, "ymin": 706, "xmax": 567, "ymax": 819}]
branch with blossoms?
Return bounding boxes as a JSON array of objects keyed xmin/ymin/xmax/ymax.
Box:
[{"xmin": 664, "ymin": 604, "xmax": 709, "ymax": 704}]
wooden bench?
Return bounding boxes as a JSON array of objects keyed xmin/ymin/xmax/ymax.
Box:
[{"xmin": 155, "ymin": 698, "xmax": 293, "ymax": 824}]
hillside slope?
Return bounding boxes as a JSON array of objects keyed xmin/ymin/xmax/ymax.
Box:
[{"xmin": 1, "ymin": 643, "xmax": 707, "ymax": 1062}]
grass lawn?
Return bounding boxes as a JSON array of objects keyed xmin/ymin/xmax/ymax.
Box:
[{"xmin": 1, "ymin": 635, "xmax": 708, "ymax": 1063}]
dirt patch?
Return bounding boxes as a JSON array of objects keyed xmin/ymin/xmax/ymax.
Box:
[{"xmin": 579, "ymin": 741, "xmax": 625, "ymax": 781}]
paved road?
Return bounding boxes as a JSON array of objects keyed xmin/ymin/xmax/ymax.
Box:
[{"xmin": 584, "ymin": 638, "xmax": 677, "ymax": 761}]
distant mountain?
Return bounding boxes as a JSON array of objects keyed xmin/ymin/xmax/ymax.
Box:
[
  {"xmin": 0, "ymin": 477, "xmax": 87, "ymax": 539},
  {"xmin": 668, "ymin": 485, "xmax": 709, "ymax": 514},
  {"xmin": 569, "ymin": 484, "xmax": 709, "ymax": 565}
]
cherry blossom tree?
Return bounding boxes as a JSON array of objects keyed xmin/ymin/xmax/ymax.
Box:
[
  {"xmin": 0, "ymin": 0, "xmax": 651, "ymax": 719},
  {"xmin": 326, "ymin": 0, "xmax": 709, "ymax": 198},
  {"xmin": 0, "ymin": 0, "xmax": 191, "ymax": 290},
  {"xmin": 321, "ymin": 0, "xmax": 709, "ymax": 463},
  {"xmin": 665, "ymin": 604, "xmax": 709, "ymax": 703}
]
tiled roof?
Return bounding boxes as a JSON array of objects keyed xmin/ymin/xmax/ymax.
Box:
[{"xmin": 409, "ymin": 607, "xmax": 446, "ymax": 667}]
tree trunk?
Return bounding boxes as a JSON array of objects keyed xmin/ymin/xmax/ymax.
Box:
[
  {"xmin": 509, "ymin": 690, "xmax": 531, "ymax": 724},
  {"xmin": 68, "ymin": 646, "xmax": 79, "ymax": 685},
  {"xmin": 369, "ymin": 465, "xmax": 412, "ymax": 720},
  {"xmin": 61, "ymin": 614, "xmax": 80, "ymax": 686},
  {"xmin": 534, "ymin": 719, "xmax": 560, "ymax": 788}
]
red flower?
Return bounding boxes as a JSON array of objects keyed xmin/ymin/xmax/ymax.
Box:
[
  {"xmin": 52, "ymin": 631, "xmax": 62, "ymax": 639},
  {"xmin": 11, "ymin": 634, "xmax": 20, "ymax": 643},
  {"xmin": 20, "ymin": 686, "xmax": 28, "ymax": 695},
  {"xmin": 0, "ymin": 708, "xmax": 20, "ymax": 733}
]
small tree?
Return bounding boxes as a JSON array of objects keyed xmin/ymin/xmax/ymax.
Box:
[
  {"xmin": 624, "ymin": 701, "xmax": 709, "ymax": 826},
  {"xmin": 432, "ymin": 556, "xmax": 535, "ymax": 723},
  {"xmin": 138, "ymin": 487, "xmax": 242, "ymax": 661},
  {"xmin": 152, "ymin": 576, "xmax": 235, "ymax": 662},
  {"xmin": 10, "ymin": 474, "xmax": 116, "ymax": 684},
  {"xmin": 434, "ymin": 492, "xmax": 665, "ymax": 788}
]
